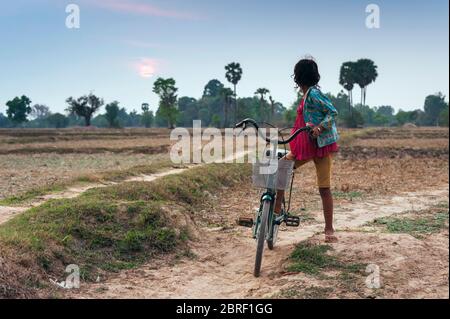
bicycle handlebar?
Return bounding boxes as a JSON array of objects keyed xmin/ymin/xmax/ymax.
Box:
[{"xmin": 235, "ymin": 118, "xmax": 312, "ymax": 145}]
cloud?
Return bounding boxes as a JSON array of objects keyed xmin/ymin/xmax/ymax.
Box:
[
  {"xmin": 133, "ymin": 58, "xmax": 160, "ymax": 78},
  {"xmin": 87, "ymin": 0, "xmax": 199, "ymax": 20}
]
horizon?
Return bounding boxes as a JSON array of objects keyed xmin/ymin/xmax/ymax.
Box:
[{"xmin": 0, "ymin": 0, "xmax": 449, "ymax": 115}]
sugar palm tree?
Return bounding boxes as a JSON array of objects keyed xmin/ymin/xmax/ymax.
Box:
[
  {"xmin": 339, "ymin": 61, "xmax": 357, "ymax": 109},
  {"xmin": 225, "ymin": 62, "xmax": 243, "ymax": 123},
  {"xmin": 354, "ymin": 59, "xmax": 378, "ymax": 106}
]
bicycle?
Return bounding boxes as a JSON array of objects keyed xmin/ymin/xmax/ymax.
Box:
[{"xmin": 234, "ymin": 118, "xmax": 311, "ymax": 277}]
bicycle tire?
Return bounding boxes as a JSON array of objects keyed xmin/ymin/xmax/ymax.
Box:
[
  {"xmin": 254, "ymin": 200, "xmax": 270, "ymax": 277},
  {"xmin": 267, "ymin": 221, "xmax": 279, "ymax": 250}
]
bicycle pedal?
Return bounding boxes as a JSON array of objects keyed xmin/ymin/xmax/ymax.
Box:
[
  {"xmin": 237, "ymin": 217, "xmax": 254, "ymax": 228},
  {"xmin": 285, "ymin": 216, "xmax": 300, "ymax": 227}
]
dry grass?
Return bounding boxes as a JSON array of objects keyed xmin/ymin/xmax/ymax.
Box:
[
  {"xmin": 0, "ymin": 139, "xmax": 171, "ymax": 154},
  {"xmin": 350, "ymin": 138, "xmax": 449, "ymax": 149},
  {"xmin": 0, "ymin": 153, "xmax": 171, "ymax": 200}
]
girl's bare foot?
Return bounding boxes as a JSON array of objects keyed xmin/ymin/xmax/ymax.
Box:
[{"xmin": 325, "ymin": 230, "xmax": 338, "ymax": 243}]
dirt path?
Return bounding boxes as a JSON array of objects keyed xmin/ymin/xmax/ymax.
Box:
[
  {"xmin": 71, "ymin": 185, "xmax": 449, "ymax": 299},
  {"xmin": 0, "ymin": 150, "xmax": 249, "ymax": 225},
  {"xmin": 0, "ymin": 168, "xmax": 189, "ymax": 225}
]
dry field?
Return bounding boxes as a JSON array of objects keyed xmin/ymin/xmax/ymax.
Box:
[
  {"xmin": 0, "ymin": 128, "xmax": 175, "ymax": 201},
  {"xmin": 0, "ymin": 126, "xmax": 448, "ymax": 299}
]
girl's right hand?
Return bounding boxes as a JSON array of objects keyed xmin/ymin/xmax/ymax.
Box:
[{"xmin": 284, "ymin": 152, "xmax": 295, "ymax": 161}]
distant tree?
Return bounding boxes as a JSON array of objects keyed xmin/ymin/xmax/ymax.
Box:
[
  {"xmin": 339, "ymin": 62, "xmax": 357, "ymax": 108},
  {"xmin": 6, "ymin": 95, "xmax": 32, "ymax": 125},
  {"xmin": 284, "ymin": 93, "xmax": 303, "ymax": 124},
  {"xmin": 31, "ymin": 104, "xmax": 51, "ymax": 119},
  {"xmin": 225, "ymin": 62, "xmax": 243, "ymax": 123},
  {"xmin": 395, "ymin": 109, "xmax": 421, "ymax": 126},
  {"xmin": 176, "ymin": 97, "xmax": 198, "ymax": 127},
  {"xmin": 153, "ymin": 77, "xmax": 178, "ymax": 129},
  {"xmin": 439, "ymin": 106, "xmax": 449, "ymax": 127},
  {"xmin": 354, "ymin": 59, "xmax": 378, "ymax": 105},
  {"xmin": 255, "ymin": 88, "xmax": 270, "ymax": 121},
  {"xmin": 211, "ymin": 114, "xmax": 221, "ymax": 128},
  {"xmin": 423, "ymin": 92, "xmax": 448, "ymax": 126},
  {"xmin": 141, "ymin": 103, "xmax": 154, "ymax": 128},
  {"xmin": 0, "ymin": 113, "xmax": 12, "ymax": 128},
  {"xmin": 91, "ymin": 114, "xmax": 109, "ymax": 128},
  {"xmin": 66, "ymin": 93, "xmax": 104, "ymax": 126},
  {"xmin": 46, "ymin": 113, "xmax": 69, "ymax": 128},
  {"xmin": 344, "ymin": 109, "xmax": 364, "ymax": 128},
  {"xmin": 203, "ymin": 79, "xmax": 225, "ymax": 98},
  {"xmin": 372, "ymin": 113, "xmax": 389, "ymax": 126},
  {"xmin": 105, "ymin": 101, "xmax": 121, "ymax": 128},
  {"xmin": 376, "ymin": 105, "xmax": 395, "ymax": 118},
  {"xmin": 128, "ymin": 109, "xmax": 141, "ymax": 127},
  {"xmin": 220, "ymin": 87, "xmax": 234, "ymax": 128},
  {"xmin": 354, "ymin": 104, "xmax": 375, "ymax": 126}
]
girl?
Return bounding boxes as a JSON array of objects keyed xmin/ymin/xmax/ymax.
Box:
[{"xmin": 275, "ymin": 58, "xmax": 340, "ymax": 243}]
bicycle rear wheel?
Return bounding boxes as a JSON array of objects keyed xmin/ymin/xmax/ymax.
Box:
[{"xmin": 254, "ymin": 200, "xmax": 270, "ymax": 277}]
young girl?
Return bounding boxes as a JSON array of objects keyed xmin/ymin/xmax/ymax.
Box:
[{"xmin": 275, "ymin": 58, "xmax": 340, "ymax": 243}]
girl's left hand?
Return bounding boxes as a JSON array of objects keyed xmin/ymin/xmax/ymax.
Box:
[{"xmin": 312, "ymin": 126, "xmax": 323, "ymax": 138}]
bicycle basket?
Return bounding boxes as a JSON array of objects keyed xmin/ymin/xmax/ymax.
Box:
[{"xmin": 252, "ymin": 160, "xmax": 294, "ymax": 190}]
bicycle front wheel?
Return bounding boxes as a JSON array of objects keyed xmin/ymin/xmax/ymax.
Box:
[
  {"xmin": 267, "ymin": 220, "xmax": 279, "ymax": 250},
  {"xmin": 254, "ymin": 200, "xmax": 270, "ymax": 277}
]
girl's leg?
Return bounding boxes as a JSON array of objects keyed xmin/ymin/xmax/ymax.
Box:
[
  {"xmin": 274, "ymin": 190, "xmax": 285, "ymax": 214},
  {"xmin": 274, "ymin": 152, "xmax": 296, "ymax": 214},
  {"xmin": 319, "ymin": 187, "xmax": 336, "ymax": 239},
  {"xmin": 314, "ymin": 156, "xmax": 337, "ymax": 243}
]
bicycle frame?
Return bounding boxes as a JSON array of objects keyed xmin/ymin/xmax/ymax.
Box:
[
  {"xmin": 235, "ymin": 118, "xmax": 305, "ymax": 276},
  {"xmin": 252, "ymin": 171, "xmax": 295, "ymax": 242}
]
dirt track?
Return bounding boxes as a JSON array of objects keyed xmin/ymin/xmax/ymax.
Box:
[{"xmin": 68, "ymin": 185, "xmax": 449, "ymax": 299}]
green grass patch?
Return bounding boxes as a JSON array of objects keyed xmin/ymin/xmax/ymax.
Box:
[
  {"xmin": 287, "ymin": 241, "xmax": 365, "ymax": 276},
  {"xmin": 274, "ymin": 286, "xmax": 333, "ymax": 299},
  {"xmin": 83, "ymin": 163, "xmax": 251, "ymax": 208},
  {"xmin": 0, "ymin": 163, "xmax": 251, "ymax": 297},
  {"xmin": 332, "ymin": 191, "xmax": 363, "ymax": 200},
  {"xmin": 371, "ymin": 210, "xmax": 449, "ymax": 238},
  {"xmin": 0, "ymin": 185, "xmax": 67, "ymax": 206}
]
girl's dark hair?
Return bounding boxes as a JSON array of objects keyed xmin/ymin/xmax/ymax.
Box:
[{"xmin": 293, "ymin": 58, "xmax": 321, "ymax": 88}]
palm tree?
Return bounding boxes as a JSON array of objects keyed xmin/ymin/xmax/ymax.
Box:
[
  {"xmin": 225, "ymin": 62, "xmax": 243, "ymax": 123},
  {"xmin": 220, "ymin": 87, "xmax": 234, "ymax": 128},
  {"xmin": 269, "ymin": 96, "xmax": 276, "ymax": 122},
  {"xmin": 255, "ymin": 88, "xmax": 270, "ymax": 121},
  {"xmin": 339, "ymin": 62, "xmax": 356, "ymax": 109},
  {"xmin": 354, "ymin": 59, "xmax": 378, "ymax": 106}
]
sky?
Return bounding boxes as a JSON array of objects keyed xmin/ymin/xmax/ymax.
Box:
[{"xmin": 0, "ymin": 0, "xmax": 448, "ymax": 115}]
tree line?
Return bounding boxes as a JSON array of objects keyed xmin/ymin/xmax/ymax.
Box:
[{"xmin": 1, "ymin": 61, "xmax": 448, "ymax": 129}]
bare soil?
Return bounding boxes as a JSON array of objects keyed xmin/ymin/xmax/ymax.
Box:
[{"xmin": 67, "ymin": 186, "xmax": 448, "ymax": 299}]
